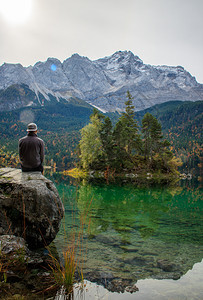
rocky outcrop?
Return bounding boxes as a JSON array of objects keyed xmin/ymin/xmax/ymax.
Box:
[
  {"xmin": 0, "ymin": 235, "xmax": 57, "ymax": 299},
  {"xmin": 0, "ymin": 168, "xmax": 64, "ymax": 249}
]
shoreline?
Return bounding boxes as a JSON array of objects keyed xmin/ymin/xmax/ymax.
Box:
[{"xmin": 63, "ymin": 167, "xmax": 182, "ymax": 184}]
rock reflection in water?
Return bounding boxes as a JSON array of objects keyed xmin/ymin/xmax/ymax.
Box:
[
  {"xmin": 67, "ymin": 260, "xmax": 203, "ymax": 300},
  {"xmin": 50, "ymin": 173, "xmax": 203, "ymax": 295}
]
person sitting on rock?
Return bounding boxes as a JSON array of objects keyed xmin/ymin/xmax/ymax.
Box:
[{"xmin": 19, "ymin": 123, "xmax": 44, "ymax": 173}]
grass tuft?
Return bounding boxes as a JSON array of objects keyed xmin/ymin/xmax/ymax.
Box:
[{"xmin": 47, "ymin": 245, "xmax": 77, "ymax": 294}]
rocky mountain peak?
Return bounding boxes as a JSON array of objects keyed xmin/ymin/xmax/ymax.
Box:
[
  {"xmin": 95, "ymin": 50, "xmax": 143, "ymax": 69},
  {"xmin": 33, "ymin": 58, "xmax": 63, "ymax": 73},
  {"xmin": 0, "ymin": 51, "xmax": 202, "ymax": 112},
  {"xmin": 112, "ymin": 50, "xmax": 143, "ymax": 63},
  {"xmin": 63, "ymin": 53, "xmax": 91, "ymax": 70},
  {"xmin": 0, "ymin": 62, "xmax": 31, "ymax": 89}
]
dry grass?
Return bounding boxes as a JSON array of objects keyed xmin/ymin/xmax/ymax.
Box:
[
  {"xmin": 45, "ymin": 186, "xmax": 88, "ymax": 296},
  {"xmin": 48, "ymin": 246, "xmax": 78, "ymax": 293}
]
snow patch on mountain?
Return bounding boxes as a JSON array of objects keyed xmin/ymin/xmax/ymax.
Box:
[{"xmin": 0, "ymin": 51, "xmax": 202, "ymax": 112}]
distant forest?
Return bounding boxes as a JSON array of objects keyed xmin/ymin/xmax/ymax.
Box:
[
  {"xmin": 135, "ymin": 100, "xmax": 202, "ymax": 175},
  {"xmin": 0, "ymin": 98, "xmax": 202, "ymax": 175}
]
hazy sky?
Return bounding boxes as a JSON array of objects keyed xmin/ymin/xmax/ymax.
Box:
[{"xmin": 0, "ymin": 0, "xmax": 203, "ymax": 82}]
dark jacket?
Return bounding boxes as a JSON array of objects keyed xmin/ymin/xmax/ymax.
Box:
[{"xmin": 19, "ymin": 132, "xmax": 44, "ymax": 169}]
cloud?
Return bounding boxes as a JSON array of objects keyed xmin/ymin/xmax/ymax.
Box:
[{"xmin": 0, "ymin": 0, "xmax": 203, "ymax": 82}]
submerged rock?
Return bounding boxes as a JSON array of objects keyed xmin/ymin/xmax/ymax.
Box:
[
  {"xmin": 157, "ymin": 259, "xmax": 177, "ymax": 272},
  {"xmin": 0, "ymin": 168, "xmax": 64, "ymax": 249}
]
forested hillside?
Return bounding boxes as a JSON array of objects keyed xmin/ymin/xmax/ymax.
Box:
[
  {"xmin": 0, "ymin": 102, "xmax": 93, "ymax": 168},
  {"xmin": 135, "ymin": 101, "xmax": 203, "ymax": 175},
  {"xmin": 0, "ymin": 100, "xmax": 202, "ymax": 175}
]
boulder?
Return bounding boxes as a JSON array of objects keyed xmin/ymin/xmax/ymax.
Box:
[
  {"xmin": 0, "ymin": 234, "xmax": 27, "ymax": 255},
  {"xmin": 0, "ymin": 168, "xmax": 64, "ymax": 249}
]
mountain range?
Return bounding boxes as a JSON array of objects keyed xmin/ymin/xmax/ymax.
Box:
[{"xmin": 0, "ymin": 51, "xmax": 203, "ymax": 112}]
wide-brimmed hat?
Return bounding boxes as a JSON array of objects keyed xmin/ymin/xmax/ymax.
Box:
[{"xmin": 27, "ymin": 123, "xmax": 38, "ymax": 132}]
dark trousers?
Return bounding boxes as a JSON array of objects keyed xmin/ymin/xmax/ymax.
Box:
[{"xmin": 21, "ymin": 164, "xmax": 44, "ymax": 173}]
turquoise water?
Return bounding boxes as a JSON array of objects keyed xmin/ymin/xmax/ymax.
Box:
[{"xmin": 47, "ymin": 173, "xmax": 203, "ymax": 299}]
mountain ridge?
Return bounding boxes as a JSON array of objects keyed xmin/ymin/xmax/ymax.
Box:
[{"xmin": 0, "ymin": 50, "xmax": 203, "ymax": 112}]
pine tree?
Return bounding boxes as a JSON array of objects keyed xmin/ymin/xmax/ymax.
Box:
[
  {"xmin": 150, "ymin": 117, "xmax": 163, "ymax": 154},
  {"xmin": 142, "ymin": 112, "xmax": 154, "ymax": 160},
  {"xmin": 142, "ymin": 112, "xmax": 176, "ymax": 172},
  {"xmin": 99, "ymin": 116, "xmax": 114, "ymax": 166},
  {"xmin": 142, "ymin": 112, "xmax": 169, "ymax": 160},
  {"xmin": 113, "ymin": 91, "xmax": 141, "ymax": 155}
]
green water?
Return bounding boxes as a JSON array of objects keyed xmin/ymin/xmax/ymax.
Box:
[{"xmin": 47, "ymin": 173, "xmax": 203, "ymax": 298}]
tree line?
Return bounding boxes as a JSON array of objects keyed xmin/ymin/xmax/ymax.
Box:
[{"xmin": 78, "ymin": 92, "xmax": 181, "ymax": 174}]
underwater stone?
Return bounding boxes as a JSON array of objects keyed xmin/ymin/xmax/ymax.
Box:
[{"xmin": 157, "ymin": 259, "xmax": 176, "ymax": 272}]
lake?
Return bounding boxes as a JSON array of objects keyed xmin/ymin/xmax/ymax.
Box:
[{"xmin": 46, "ymin": 172, "xmax": 203, "ymax": 300}]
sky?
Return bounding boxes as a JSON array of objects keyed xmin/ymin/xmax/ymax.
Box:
[{"xmin": 0, "ymin": 0, "xmax": 203, "ymax": 83}]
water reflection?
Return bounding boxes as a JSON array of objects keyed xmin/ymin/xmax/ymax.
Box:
[
  {"xmin": 66, "ymin": 260, "xmax": 203, "ymax": 300},
  {"xmin": 77, "ymin": 183, "xmax": 182, "ymax": 240},
  {"xmin": 47, "ymin": 172, "xmax": 203, "ymax": 293},
  {"xmin": 76, "ymin": 182, "xmax": 202, "ymax": 243}
]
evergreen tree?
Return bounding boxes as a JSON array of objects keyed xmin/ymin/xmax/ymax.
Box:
[
  {"xmin": 142, "ymin": 112, "xmax": 154, "ymax": 160},
  {"xmin": 90, "ymin": 107, "xmax": 105, "ymax": 120},
  {"xmin": 142, "ymin": 112, "xmax": 175, "ymax": 172},
  {"xmin": 151, "ymin": 117, "xmax": 163, "ymax": 154},
  {"xmin": 99, "ymin": 116, "xmax": 114, "ymax": 166},
  {"xmin": 142, "ymin": 112, "xmax": 170, "ymax": 159},
  {"xmin": 113, "ymin": 91, "xmax": 141, "ymax": 155}
]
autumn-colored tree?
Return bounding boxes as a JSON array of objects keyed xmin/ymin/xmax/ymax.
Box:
[{"xmin": 79, "ymin": 114, "xmax": 104, "ymax": 169}]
